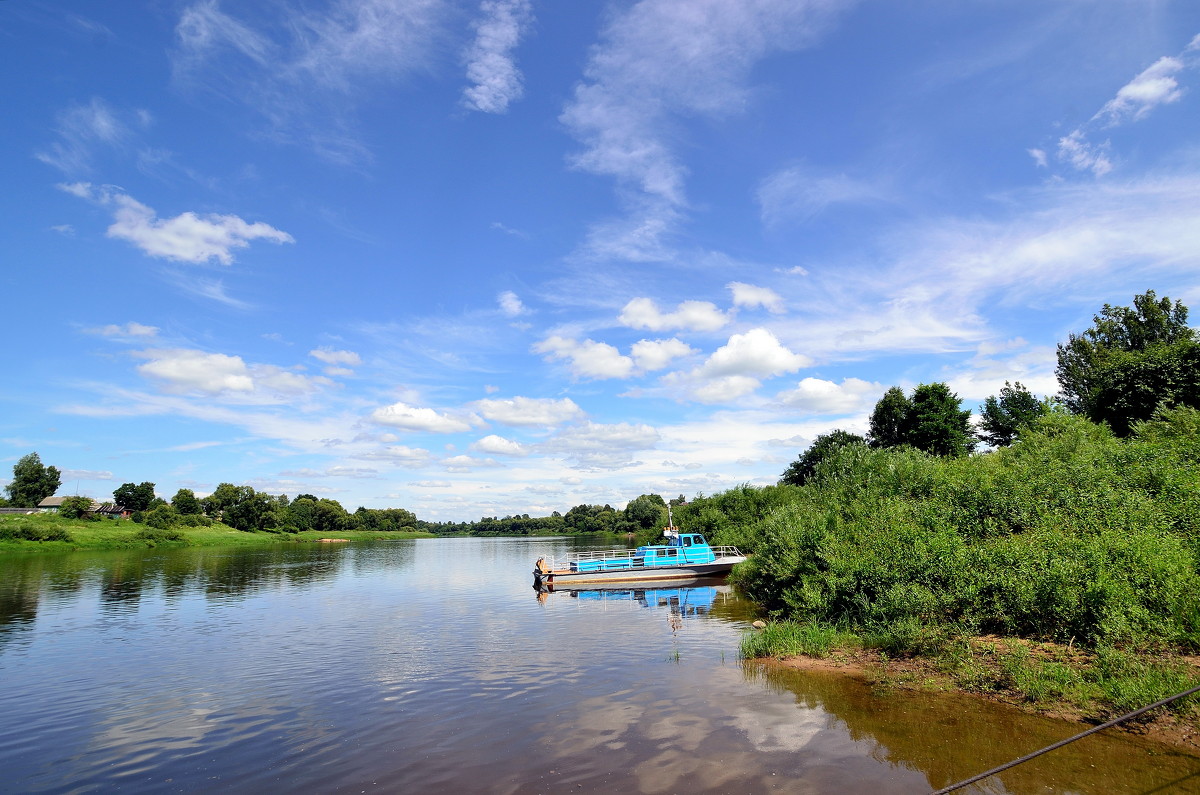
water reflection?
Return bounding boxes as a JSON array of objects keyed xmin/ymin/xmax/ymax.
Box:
[
  {"xmin": 537, "ymin": 579, "xmax": 731, "ymax": 623},
  {"xmin": 744, "ymin": 661, "xmax": 1200, "ymax": 793}
]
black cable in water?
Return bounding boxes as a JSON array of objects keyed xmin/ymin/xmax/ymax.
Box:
[{"xmin": 932, "ymin": 683, "xmax": 1200, "ymax": 794}]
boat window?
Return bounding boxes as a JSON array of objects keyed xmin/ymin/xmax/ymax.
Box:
[{"xmin": 682, "ymin": 536, "xmax": 692, "ymax": 547}]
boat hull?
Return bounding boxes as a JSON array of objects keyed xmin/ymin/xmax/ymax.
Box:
[{"xmin": 534, "ymin": 556, "xmax": 745, "ymax": 586}]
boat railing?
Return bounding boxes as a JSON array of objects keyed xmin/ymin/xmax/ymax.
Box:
[{"xmin": 545, "ymin": 545, "xmax": 745, "ymax": 571}]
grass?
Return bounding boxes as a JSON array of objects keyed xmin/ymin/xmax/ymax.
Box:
[
  {"xmin": 0, "ymin": 513, "xmax": 435, "ymax": 553},
  {"xmin": 743, "ymin": 619, "xmax": 1200, "ymax": 726}
]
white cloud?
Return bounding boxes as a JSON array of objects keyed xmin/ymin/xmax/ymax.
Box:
[
  {"xmin": 61, "ymin": 469, "xmax": 114, "ymax": 481},
  {"xmin": 370, "ymin": 402, "xmax": 474, "ymax": 433},
  {"xmin": 461, "ymin": 0, "xmax": 533, "ymax": 114},
  {"xmin": 618, "ymin": 297, "xmax": 729, "ymax": 332},
  {"xmin": 470, "ymin": 434, "xmax": 529, "ymax": 456},
  {"xmin": 700, "ymin": 328, "xmax": 810, "ymax": 378},
  {"xmin": 560, "ymin": 0, "xmax": 849, "ymax": 260},
  {"xmin": 774, "ymin": 377, "xmax": 881, "ymax": 415},
  {"xmin": 660, "ymin": 328, "xmax": 810, "ymax": 404},
  {"xmin": 132, "ymin": 348, "xmax": 333, "ymax": 401},
  {"xmin": 630, "ymin": 338, "xmax": 695, "ymax": 371},
  {"xmin": 471, "ymin": 396, "xmax": 584, "ymax": 426},
  {"xmin": 36, "ymin": 97, "xmax": 130, "ymax": 174},
  {"xmin": 1057, "ymin": 130, "xmax": 1112, "ymax": 177},
  {"xmin": 727, "ymin": 282, "xmax": 784, "ymax": 314},
  {"xmin": 355, "ymin": 445, "xmax": 433, "ymax": 467},
  {"xmin": 1094, "ymin": 56, "xmax": 1186, "ymax": 125},
  {"xmin": 135, "ymin": 349, "xmax": 253, "ymax": 394},
  {"xmin": 61, "ymin": 183, "xmax": 293, "ymax": 264},
  {"xmin": 310, "ymin": 347, "xmax": 362, "ymax": 366},
  {"xmin": 173, "ymin": 0, "xmax": 448, "ymax": 162},
  {"xmin": 443, "ymin": 454, "xmax": 503, "ymax": 472},
  {"xmin": 542, "ymin": 421, "xmax": 660, "ymax": 470},
  {"xmin": 498, "ymin": 290, "xmax": 527, "ymax": 317},
  {"xmin": 89, "ymin": 322, "xmax": 160, "ymax": 340},
  {"xmin": 532, "ymin": 335, "xmax": 634, "ymax": 379},
  {"xmin": 757, "ymin": 165, "xmax": 885, "ymax": 225}
]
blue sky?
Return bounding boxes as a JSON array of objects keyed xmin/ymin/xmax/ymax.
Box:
[{"xmin": 3, "ymin": 1, "xmax": 1199, "ymax": 521}]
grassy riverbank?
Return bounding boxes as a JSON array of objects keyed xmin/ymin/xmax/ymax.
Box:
[
  {"xmin": 742, "ymin": 621, "xmax": 1200, "ymax": 740},
  {"xmin": 0, "ymin": 513, "xmax": 434, "ymax": 553},
  {"xmin": 686, "ymin": 407, "xmax": 1200, "ymax": 738}
]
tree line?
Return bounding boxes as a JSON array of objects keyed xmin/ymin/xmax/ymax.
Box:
[{"xmin": 781, "ymin": 289, "xmax": 1199, "ymax": 486}]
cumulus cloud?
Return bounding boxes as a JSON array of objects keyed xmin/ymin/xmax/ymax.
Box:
[
  {"xmin": 1094, "ymin": 56, "xmax": 1186, "ymax": 125},
  {"xmin": 471, "ymin": 396, "xmax": 584, "ymax": 426},
  {"xmin": 1057, "ymin": 130, "xmax": 1113, "ymax": 177},
  {"xmin": 498, "ymin": 290, "xmax": 527, "ymax": 317},
  {"xmin": 370, "ymin": 401, "xmax": 475, "ymax": 433},
  {"xmin": 60, "ymin": 183, "xmax": 293, "ymax": 264},
  {"xmin": 662, "ymin": 328, "xmax": 810, "ymax": 404},
  {"xmin": 470, "ymin": 434, "xmax": 529, "ymax": 456},
  {"xmin": 532, "ymin": 335, "xmax": 634, "ymax": 379},
  {"xmin": 132, "ymin": 348, "xmax": 329, "ymax": 399},
  {"xmin": 630, "ymin": 338, "xmax": 695, "ymax": 371},
  {"xmin": 443, "ymin": 454, "xmax": 503, "ymax": 472},
  {"xmin": 618, "ymin": 297, "xmax": 729, "ymax": 332},
  {"xmin": 310, "ymin": 347, "xmax": 362, "ymax": 366},
  {"xmin": 700, "ymin": 328, "xmax": 810, "ymax": 378},
  {"xmin": 728, "ymin": 282, "xmax": 784, "ymax": 314},
  {"xmin": 461, "ymin": 0, "xmax": 533, "ymax": 113},
  {"xmin": 774, "ymin": 377, "xmax": 881, "ymax": 414},
  {"xmin": 88, "ymin": 322, "xmax": 160, "ymax": 340}
]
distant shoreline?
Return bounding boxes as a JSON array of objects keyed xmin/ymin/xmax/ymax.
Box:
[{"xmin": 0, "ymin": 513, "xmax": 435, "ymax": 553}]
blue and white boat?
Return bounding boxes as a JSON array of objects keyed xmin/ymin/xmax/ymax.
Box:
[{"xmin": 533, "ymin": 528, "xmax": 746, "ymax": 586}]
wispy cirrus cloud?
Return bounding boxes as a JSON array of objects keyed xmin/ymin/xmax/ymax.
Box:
[
  {"xmin": 36, "ymin": 97, "xmax": 132, "ymax": 175},
  {"xmin": 172, "ymin": 0, "xmax": 450, "ymax": 162},
  {"xmin": 461, "ymin": 0, "xmax": 533, "ymax": 113},
  {"xmin": 560, "ymin": 0, "xmax": 852, "ymax": 259},
  {"xmin": 60, "ymin": 183, "xmax": 293, "ymax": 264},
  {"xmin": 1052, "ymin": 34, "xmax": 1199, "ymax": 176}
]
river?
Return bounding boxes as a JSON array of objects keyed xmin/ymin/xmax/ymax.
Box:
[{"xmin": 1, "ymin": 537, "xmax": 1197, "ymax": 793}]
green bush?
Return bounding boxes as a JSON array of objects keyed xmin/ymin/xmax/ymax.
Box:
[
  {"xmin": 0, "ymin": 521, "xmax": 71, "ymax": 542},
  {"xmin": 729, "ymin": 411, "xmax": 1200, "ymax": 650},
  {"xmin": 134, "ymin": 527, "xmax": 186, "ymax": 545}
]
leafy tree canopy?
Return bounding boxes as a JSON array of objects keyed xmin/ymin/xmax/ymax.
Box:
[
  {"xmin": 171, "ymin": 488, "xmax": 202, "ymax": 515},
  {"xmin": 6, "ymin": 452, "xmax": 62, "ymax": 508},
  {"xmin": 781, "ymin": 430, "xmax": 866, "ymax": 486},
  {"xmin": 868, "ymin": 383, "xmax": 974, "ymax": 457},
  {"xmin": 978, "ymin": 382, "xmax": 1049, "ymax": 447},
  {"xmin": 59, "ymin": 495, "xmax": 95, "ymax": 520},
  {"xmin": 1056, "ymin": 290, "xmax": 1200, "ymax": 435},
  {"xmin": 114, "ymin": 481, "xmax": 157, "ymax": 512}
]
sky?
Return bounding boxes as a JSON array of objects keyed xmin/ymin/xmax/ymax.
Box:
[{"xmin": 2, "ymin": 1, "xmax": 1199, "ymax": 522}]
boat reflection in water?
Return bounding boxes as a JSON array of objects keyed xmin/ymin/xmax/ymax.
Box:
[{"xmin": 535, "ymin": 577, "xmax": 732, "ymax": 624}]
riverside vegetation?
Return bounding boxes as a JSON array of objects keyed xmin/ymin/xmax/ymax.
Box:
[{"xmin": 711, "ymin": 407, "xmax": 1200, "ymax": 735}]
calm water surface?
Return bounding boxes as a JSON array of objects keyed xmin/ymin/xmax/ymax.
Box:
[{"xmin": 1, "ymin": 537, "xmax": 1198, "ymax": 793}]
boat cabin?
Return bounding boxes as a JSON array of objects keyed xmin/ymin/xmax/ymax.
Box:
[{"xmin": 569, "ymin": 533, "xmax": 716, "ymax": 573}]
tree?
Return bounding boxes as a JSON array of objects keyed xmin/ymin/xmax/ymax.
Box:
[
  {"xmin": 868, "ymin": 383, "xmax": 974, "ymax": 457},
  {"xmin": 868, "ymin": 387, "xmax": 911, "ymax": 449},
  {"xmin": 1056, "ymin": 290, "xmax": 1200, "ymax": 435},
  {"xmin": 171, "ymin": 488, "xmax": 202, "ymax": 515},
  {"xmin": 59, "ymin": 495, "xmax": 95, "ymax": 520},
  {"xmin": 113, "ymin": 482, "xmax": 157, "ymax": 512},
  {"xmin": 907, "ymin": 383, "xmax": 975, "ymax": 457},
  {"xmin": 978, "ymin": 381, "xmax": 1048, "ymax": 447},
  {"xmin": 6, "ymin": 453, "xmax": 62, "ymax": 507},
  {"xmin": 624, "ymin": 494, "xmax": 666, "ymax": 531},
  {"xmin": 780, "ymin": 430, "xmax": 866, "ymax": 486}
]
